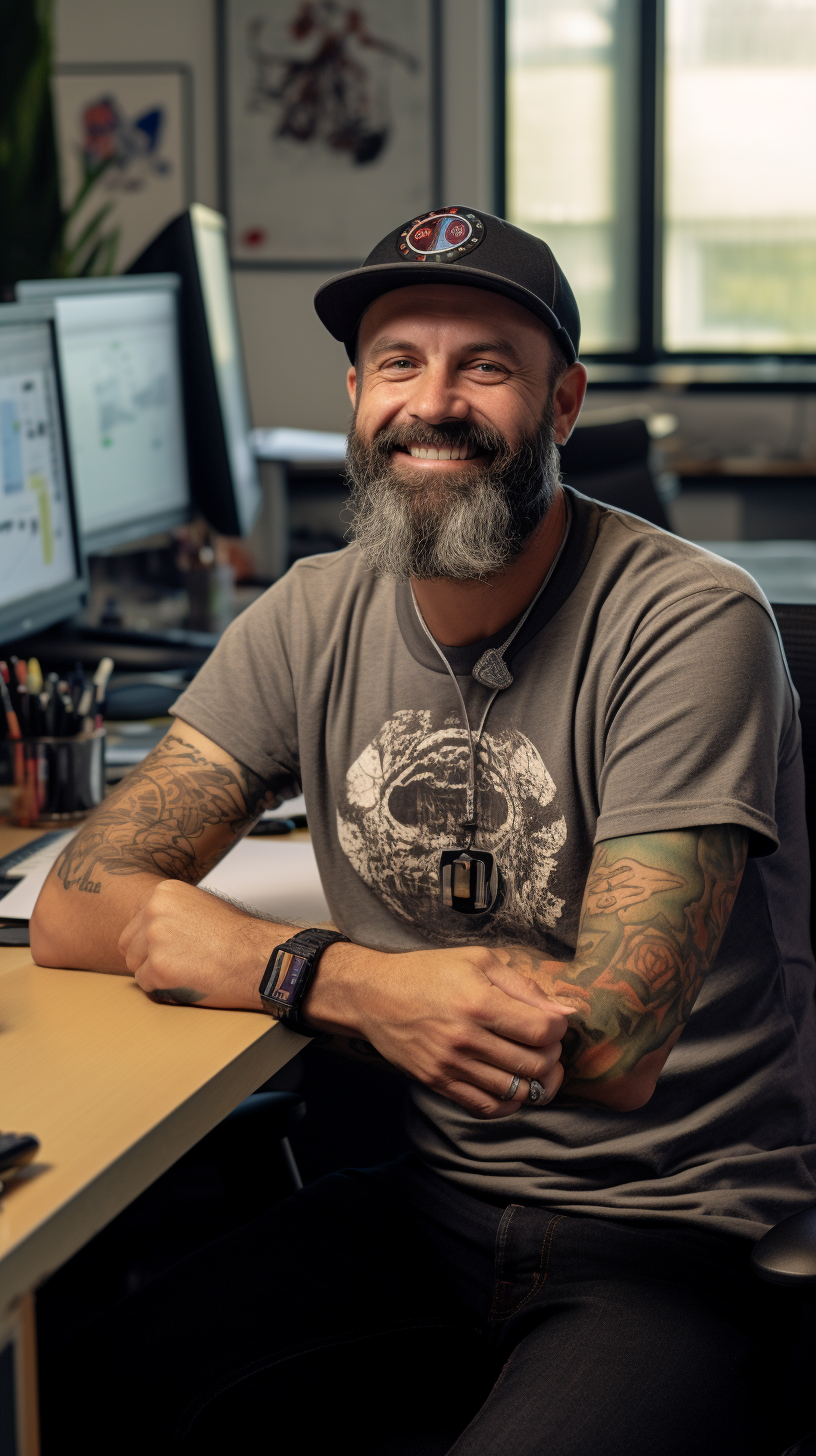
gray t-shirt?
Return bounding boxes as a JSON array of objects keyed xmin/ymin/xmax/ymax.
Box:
[{"xmin": 172, "ymin": 488, "xmax": 816, "ymax": 1239}]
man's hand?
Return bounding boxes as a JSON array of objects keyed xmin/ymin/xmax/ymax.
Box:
[
  {"xmin": 120, "ymin": 881, "xmax": 570, "ymax": 1120},
  {"xmin": 304, "ymin": 943, "xmax": 571, "ymax": 1119},
  {"xmin": 118, "ymin": 880, "xmax": 284, "ymax": 1010}
]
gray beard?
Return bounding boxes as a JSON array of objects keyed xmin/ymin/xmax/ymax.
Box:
[{"xmin": 344, "ymin": 412, "xmax": 561, "ymax": 582}]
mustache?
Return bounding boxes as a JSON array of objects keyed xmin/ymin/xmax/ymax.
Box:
[{"xmin": 366, "ymin": 420, "xmax": 509, "ymax": 461}]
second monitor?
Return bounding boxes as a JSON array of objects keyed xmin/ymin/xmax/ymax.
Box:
[{"xmin": 16, "ymin": 276, "xmax": 191, "ymax": 554}]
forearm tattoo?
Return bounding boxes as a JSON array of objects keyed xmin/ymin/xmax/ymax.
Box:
[
  {"xmin": 499, "ymin": 826, "xmax": 748, "ymax": 1092},
  {"xmin": 147, "ymin": 986, "xmax": 209, "ymax": 1006},
  {"xmin": 55, "ymin": 733, "xmax": 277, "ymax": 893}
]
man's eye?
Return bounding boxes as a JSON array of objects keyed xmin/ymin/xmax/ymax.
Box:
[
  {"xmin": 471, "ymin": 362, "xmax": 502, "ymax": 374},
  {"xmin": 384, "ymin": 358, "xmax": 416, "ymax": 370}
]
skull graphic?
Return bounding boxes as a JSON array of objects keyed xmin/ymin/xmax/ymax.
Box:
[{"xmin": 336, "ymin": 708, "xmax": 566, "ymax": 945}]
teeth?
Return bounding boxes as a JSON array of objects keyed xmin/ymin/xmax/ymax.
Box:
[{"xmin": 408, "ymin": 444, "xmax": 472, "ymax": 460}]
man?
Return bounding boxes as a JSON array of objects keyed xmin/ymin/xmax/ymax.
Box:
[{"xmin": 33, "ymin": 207, "xmax": 816, "ymax": 1455}]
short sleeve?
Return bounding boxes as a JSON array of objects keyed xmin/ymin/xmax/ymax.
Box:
[
  {"xmin": 169, "ymin": 578, "xmax": 301, "ymax": 802},
  {"xmin": 595, "ymin": 589, "xmax": 796, "ymax": 855}
]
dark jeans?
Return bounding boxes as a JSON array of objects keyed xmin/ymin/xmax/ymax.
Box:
[{"xmin": 41, "ymin": 1155, "xmax": 798, "ymax": 1456}]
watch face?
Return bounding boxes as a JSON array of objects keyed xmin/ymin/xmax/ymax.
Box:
[{"xmin": 272, "ymin": 949, "xmax": 309, "ymax": 1003}]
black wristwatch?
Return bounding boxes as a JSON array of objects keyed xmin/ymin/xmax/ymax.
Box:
[{"xmin": 259, "ymin": 928, "xmax": 349, "ymax": 1034}]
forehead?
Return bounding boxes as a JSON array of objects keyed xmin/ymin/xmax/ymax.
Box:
[{"xmin": 357, "ymin": 283, "xmax": 552, "ymax": 358}]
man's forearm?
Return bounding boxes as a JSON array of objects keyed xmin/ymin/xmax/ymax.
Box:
[
  {"xmin": 495, "ymin": 826, "xmax": 748, "ymax": 1109},
  {"xmin": 29, "ymin": 723, "xmax": 277, "ymax": 973},
  {"xmin": 31, "ymin": 865, "xmax": 171, "ymax": 973}
]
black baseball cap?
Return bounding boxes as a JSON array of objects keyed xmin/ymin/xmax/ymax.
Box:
[{"xmin": 314, "ymin": 206, "xmax": 581, "ymax": 364}]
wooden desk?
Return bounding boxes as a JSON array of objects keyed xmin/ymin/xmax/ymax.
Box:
[{"xmin": 0, "ymin": 827, "xmax": 308, "ymax": 1454}]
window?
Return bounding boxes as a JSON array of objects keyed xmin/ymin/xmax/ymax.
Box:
[
  {"xmin": 504, "ymin": 0, "xmax": 816, "ymax": 360},
  {"xmin": 506, "ymin": 0, "xmax": 639, "ymax": 351}
]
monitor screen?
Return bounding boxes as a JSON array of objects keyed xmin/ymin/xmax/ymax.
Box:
[
  {"xmin": 16, "ymin": 277, "xmax": 191, "ymax": 553},
  {"xmin": 128, "ymin": 206, "xmax": 262, "ymax": 539},
  {"xmin": 191, "ymin": 207, "xmax": 261, "ymax": 538},
  {"xmin": 0, "ymin": 305, "xmax": 86, "ymax": 644}
]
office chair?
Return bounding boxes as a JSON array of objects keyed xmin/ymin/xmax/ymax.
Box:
[
  {"xmin": 187, "ymin": 1089, "xmax": 306, "ymax": 1225},
  {"xmin": 750, "ymin": 604, "xmax": 816, "ymax": 1456},
  {"xmin": 558, "ymin": 417, "xmax": 673, "ymax": 531}
]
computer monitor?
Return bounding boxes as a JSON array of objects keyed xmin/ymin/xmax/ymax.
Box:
[
  {"xmin": 16, "ymin": 276, "xmax": 191, "ymax": 554},
  {"xmin": 0, "ymin": 302, "xmax": 87, "ymax": 644},
  {"xmin": 128, "ymin": 204, "xmax": 262, "ymax": 538}
]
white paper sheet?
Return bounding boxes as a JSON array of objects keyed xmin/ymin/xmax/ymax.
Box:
[
  {"xmin": 0, "ymin": 858, "xmax": 59, "ymax": 921},
  {"xmin": 263, "ymin": 794, "xmax": 306, "ymax": 821},
  {"xmin": 200, "ymin": 838, "xmax": 330, "ymax": 923}
]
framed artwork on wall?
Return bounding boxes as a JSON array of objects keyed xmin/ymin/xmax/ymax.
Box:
[
  {"xmin": 220, "ymin": 0, "xmax": 441, "ymax": 267},
  {"xmin": 51, "ymin": 63, "xmax": 193, "ymax": 274}
]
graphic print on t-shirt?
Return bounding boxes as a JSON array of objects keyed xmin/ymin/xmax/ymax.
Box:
[{"xmin": 336, "ymin": 708, "xmax": 566, "ymax": 945}]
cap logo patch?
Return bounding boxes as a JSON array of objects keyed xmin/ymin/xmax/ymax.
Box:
[{"xmin": 398, "ymin": 209, "xmax": 484, "ymax": 263}]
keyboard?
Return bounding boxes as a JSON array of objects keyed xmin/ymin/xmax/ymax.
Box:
[{"xmin": 0, "ymin": 832, "xmax": 75, "ymax": 900}]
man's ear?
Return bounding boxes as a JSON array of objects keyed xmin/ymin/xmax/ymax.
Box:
[
  {"xmin": 346, "ymin": 366, "xmax": 357, "ymax": 407},
  {"xmin": 552, "ymin": 363, "xmax": 588, "ymax": 445}
]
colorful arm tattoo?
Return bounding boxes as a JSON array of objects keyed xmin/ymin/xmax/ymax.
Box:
[{"xmin": 498, "ymin": 826, "xmax": 748, "ymax": 1095}]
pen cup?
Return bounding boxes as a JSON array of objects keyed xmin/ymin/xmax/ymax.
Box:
[{"xmin": 4, "ymin": 730, "xmax": 106, "ymax": 827}]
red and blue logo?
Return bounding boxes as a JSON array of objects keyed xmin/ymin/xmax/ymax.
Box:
[{"xmin": 398, "ymin": 208, "xmax": 485, "ymax": 263}]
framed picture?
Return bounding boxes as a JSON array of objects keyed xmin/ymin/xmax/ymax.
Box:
[
  {"xmin": 221, "ymin": 0, "xmax": 441, "ymax": 267},
  {"xmin": 51, "ymin": 64, "xmax": 193, "ymax": 274}
]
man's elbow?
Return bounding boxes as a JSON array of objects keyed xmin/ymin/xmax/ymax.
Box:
[
  {"xmin": 562, "ymin": 1068, "xmax": 659, "ymax": 1111},
  {"xmin": 562, "ymin": 1027, "xmax": 682, "ymax": 1109},
  {"xmin": 29, "ymin": 887, "xmax": 64, "ymax": 967}
]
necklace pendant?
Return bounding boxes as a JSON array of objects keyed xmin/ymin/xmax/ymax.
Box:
[
  {"xmin": 439, "ymin": 848, "xmax": 500, "ymax": 914},
  {"xmin": 472, "ymin": 648, "xmax": 513, "ymax": 690}
]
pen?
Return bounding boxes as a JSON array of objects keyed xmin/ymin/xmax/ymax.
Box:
[
  {"xmin": 78, "ymin": 685, "xmax": 95, "ymax": 733},
  {"xmin": 92, "ymin": 656, "xmax": 114, "ymax": 730},
  {"xmin": 16, "ymin": 685, "xmax": 30, "ymax": 738},
  {"xmin": 57, "ymin": 682, "xmax": 76, "ymax": 736},
  {"xmin": 0, "ymin": 668, "xmax": 24, "ymax": 787},
  {"xmin": 0, "ymin": 671, "xmax": 21, "ymax": 741},
  {"xmin": 27, "ymin": 658, "xmax": 43, "ymax": 695}
]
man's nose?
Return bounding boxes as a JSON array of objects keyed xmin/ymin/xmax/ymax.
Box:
[{"xmin": 407, "ymin": 362, "xmax": 469, "ymax": 425}]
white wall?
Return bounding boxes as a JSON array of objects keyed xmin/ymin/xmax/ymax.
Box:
[{"xmin": 53, "ymin": 0, "xmax": 498, "ymax": 433}]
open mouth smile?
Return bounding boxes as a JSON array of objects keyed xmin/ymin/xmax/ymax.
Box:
[{"xmin": 394, "ymin": 443, "xmax": 483, "ymax": 461}]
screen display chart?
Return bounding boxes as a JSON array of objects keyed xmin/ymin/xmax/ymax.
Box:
[
  {"xmin": 0, "ymin": 341, "xmax": 76, "ymax": 610},
  {"xmin": 54, "ymin": 290, "xmax": 189, "ymax": 540}
]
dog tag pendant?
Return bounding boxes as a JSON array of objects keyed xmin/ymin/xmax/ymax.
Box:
[{"xmin": 439, "ymin": 849, "xmax": 499, "ymax": 914}]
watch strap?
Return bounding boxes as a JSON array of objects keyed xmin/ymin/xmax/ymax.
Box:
[{"xmin": 259, "ymin": 928, "xmax": 349, "ymax": 1034}]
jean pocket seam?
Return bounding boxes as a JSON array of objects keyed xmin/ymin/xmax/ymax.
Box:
[{"xmin": 490, "ymin": 1213, "xmax": 562, "ymax": 1324}]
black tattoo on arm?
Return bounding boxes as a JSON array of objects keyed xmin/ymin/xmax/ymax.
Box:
[
  {"xmin": 147, "ymin": 986, "xmax": 209, "ymax": 1006},
  {"xmin": 55, "ymin": 732, "xmax": 278, "ymax": 894},
  {"xmin": 498, "ymin": 826, "xmax": 748, "ymax": 1095}
]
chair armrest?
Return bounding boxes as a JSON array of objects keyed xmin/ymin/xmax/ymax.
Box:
[{"xmin": 750, "ymin": 1205, "xmax": 816, "ymax": 1286}]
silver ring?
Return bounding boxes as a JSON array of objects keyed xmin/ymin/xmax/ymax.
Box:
[
  {"xmin": 528, "ymin": 1080, "xmax": 548, "ymax": 1104},
  {"xmin": 500, "ymin": 1073, "xmax": 521, "ymax": 1101}
]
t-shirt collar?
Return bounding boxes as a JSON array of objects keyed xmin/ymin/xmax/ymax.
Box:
[{"xmin": 394, "ymin": 485, "xmax": 600, "ymax": 676}]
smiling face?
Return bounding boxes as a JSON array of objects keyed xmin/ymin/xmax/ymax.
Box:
[{"xmin": 343, "ymin": 283, "xmax": 586, "ymax": 581}]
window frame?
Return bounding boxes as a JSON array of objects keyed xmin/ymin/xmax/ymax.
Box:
[{"xmin": 496, "ymin": 0, "xmax": 816, "ymax": 380}]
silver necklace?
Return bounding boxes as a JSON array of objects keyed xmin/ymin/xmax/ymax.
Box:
[{"xmin": 411, "ymin": 494, "xmax": 571, "ymax": 914}]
